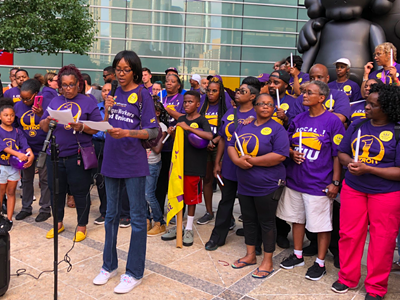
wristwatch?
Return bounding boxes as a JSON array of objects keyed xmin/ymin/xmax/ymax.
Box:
[{"xmin": 332, "ymin": 180, "xmax": 340, "ymax": 186}]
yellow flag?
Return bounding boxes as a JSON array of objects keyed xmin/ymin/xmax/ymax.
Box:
[{"xmin": 166, "ymin": 126, "xmax": 184, "ymax": 225}]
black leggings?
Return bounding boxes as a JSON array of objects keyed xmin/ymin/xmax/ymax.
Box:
[{"xmin": 238, "ymin": 191, "xmax": 279, "ymax": 253}]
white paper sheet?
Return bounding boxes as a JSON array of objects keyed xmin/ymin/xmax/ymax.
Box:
[
  {"xmin": 80, "ymin": 121, "xmax": 113, "ymax": 131},
  {"xmin": 47, "ymin": 107, "xmax": 75, "ymax": 125}
]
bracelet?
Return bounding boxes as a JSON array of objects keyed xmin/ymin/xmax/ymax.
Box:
[{"xmin": 79, "ymin": 123, "xmax": 85, "ymax": 134}]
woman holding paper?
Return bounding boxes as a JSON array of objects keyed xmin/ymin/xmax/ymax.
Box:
[
  {"xmin": 228, "ymin": 93, "xmax": 289, "ymax": 279},
  {"xmin": 332, "ymin": 84, "xmax": 400, "ymax": 299},
  {"xmin": 40, "ymin": 64, "xmax": 102, "ymax": 242}
]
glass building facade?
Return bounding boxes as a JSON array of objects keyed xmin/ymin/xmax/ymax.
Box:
[{"xmin": 0, "ymin": 0, "xmax": 308, "ymax": 89}]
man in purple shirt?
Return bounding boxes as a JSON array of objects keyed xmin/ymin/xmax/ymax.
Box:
[{"xmin": 190, "ymin": 74, "xmax": 201, "ymax": 93}]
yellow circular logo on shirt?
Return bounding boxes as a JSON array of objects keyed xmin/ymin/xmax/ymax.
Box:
[
  {"xmin": 377, "ymin": 73, "xmax": 382, "ymax": 79},
  {"xmin": 128, "ymin": 93, "xmax": 138, "ymax": 104},
  {"xmin": 299, "ymin": 78, "xmax": 303, "ymax": 83},
  {"xmin": 280, "ymin": 103, "xmax": 289, "ymax": 111},
  {"xmin": 227, "ymin": 114, "xmax": 234, "ymax": 121},
  {"xmin": 325, "ymin": 99, "xmax": 335, "ymax": 109},
  {"xmin": 379, "ymin": 131, "xmax": 393, "ymax": 142},
  {"xmin": 333, "ymin": 134, "xmax": 343, "ymax": 145},
  {"xmin": 261, "ymin": 127, "xmax": 272, "ymax": 135},
  {"xmin": 190, "ymin": 123, "xmax": 199, "ymax": 129},
  {"xmin": 343, "ymin": 85, "xmax": 352, "ymax": 92}
]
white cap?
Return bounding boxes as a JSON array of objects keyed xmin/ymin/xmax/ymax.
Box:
[
  {"xmin": 190, "ymin": 74, "xmax": 201, "ymax": 84},
  {"xmin": 333, "ymin": 58, "xmax": 351, "ymax": 68}
]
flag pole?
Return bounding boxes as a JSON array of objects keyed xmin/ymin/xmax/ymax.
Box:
[{"xmin": 176, "ymin": 210, "xmax": 183, "ymax": 248}]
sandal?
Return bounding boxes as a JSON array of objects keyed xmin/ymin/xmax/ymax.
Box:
[
  {"xmin": 67, "ymin": 195, "xmax": 75, "ymax": 208},
  {"xmin": 252, "ymin": 268, "xmax": 275, "ymax": 279},
  {"xmin": 231, "ymin": 259, "xmax": 257, "ymax": 269}
]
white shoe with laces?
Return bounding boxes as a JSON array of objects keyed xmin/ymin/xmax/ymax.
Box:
[
  {"xmin": 93, "ymin": 268, "xmax": 117, "ymax": 285},
  {"xmin": 114, "ymin": 274, "xmax": 142, "ymax": 294}
]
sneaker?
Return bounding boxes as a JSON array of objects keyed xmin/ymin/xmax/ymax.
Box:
[
  {"xmin": 119, "ymin": 218, "xmax": 130, "ymax": 228},
  {"xmin": 161, "ymin": 226, "xmax": 183, "ymax": 241},
  {"xmin": 305, "ymin": 262, "xmax": 326, "ymax": 281},
  {"xmin": 238, "ymin": 215, "xmax": 243, "ymax": 222},
  {"xmin": 147, "ymin": 222, "xmax": 166, "ymax": 236},
  {"xmin": 15, "ymin": 211, "xmax": 32, "ymax": 220},
  {"xmin": 147, "ymin": 219, "xmax": 152, "ymax": 232},
  {"xmin": 93, "ymin": 268, "xmax": 118, "ymax": 285},
  {"xmin": 35, "ymin": 212, "xmax": 51, "ymax": 222},
  {"xmin": 280, "ymin": 254, "xmax": 305, "ymax": 269},
  {"xmin": 0, "ymin": 219, "xmax": 13, "ymax": 232},
  {"xmin": 114, "ymin": 274, "xmax": 142, "ymax": 294},
  {"xmin": 229, "ymin": 218, "xmax": 236, "ymax": 230},
  {"xmin": 391, "ymin": 261, "xmax": 400, "ymax": 272},
  {"xmin": 365, "ymin": 293, "xmax": 383, "ymax": 300},
  {"xmin": 197, "ymin": 212, "xmax": 214, "ymax": 225},
  {"xmin": 331, "ymin": 280, "xmax": 349, "ymax": 294},
  {"xmin": 183, "ymin": 229, "xmax": 194, "ymax": 247},
  {"xmin": 94, "ymin": 215, "xmax": 105, "ymax": 225}
]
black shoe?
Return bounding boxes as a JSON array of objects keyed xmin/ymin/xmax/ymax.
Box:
[
  {"xmin": 238, "ymin": 215, "xmax": 243, "ymax": 222},
  {"xmin": 0, "ymin": 219, "xmax": 13, "ymax": 232},
  {"xmin": 94, "ymin": 215, "xmax": 105, "ymax": 225},
  {"xmin": 35, "ymin": 212, "xmax": 51, "ymax": 222},
  {"xmin": 229, "ymin": 218, "xmax": 236, "ymax": 230},
  {"xmin": 236, "ymin": 228, "xmax": 244, "ymax": 236},
  {"xmin": 205, "ymin": 240, "xmax": 219, "ymax": 251},
  {"xmin": 331, "ymin": 280, "xmax": 349, "ymax": 294},
  {"xmin": 303, "ymin": 243, "xmax": 318, "ymax": 256},
  {"xmin": 1, "ymin": 203, "xmax": 7, "ymax": 215},
  {"xmin": 119, "ymin": 218, "xmax": 130, "ymax": 228},
  {"xmin": 276, "ymin": 235, "xmax": 290, "ymax": 249},
  {"xmin": 16, "ymin": 211, "xmax": 32, "ymax": 220},
  {"xmin": 255, "ymin": 245, "xmax": 262, "ymax": 256},
  {"xmin": 305, "ymin": 262, "xmax": 326, "ymax": 281},
  {"xmin": 365, "ymin": 293, "xmax": 382, "ymax": 300},
  {"xmin": 334, "ymin": 255, "xmax": 340, "ymax": 269},
  {"xmin": 280, "ymin": 254, "xmax": 305, "ymax": 269}
]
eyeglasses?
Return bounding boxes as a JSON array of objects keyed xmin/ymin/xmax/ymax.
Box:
[
  {"xmin": 115, "ymin": 69, "xmax": 132, "ymax": 75},
  {"xmin": 21, "ymin": 95, "xmax": 34, "ymax": 102},
  {"xmin": 103, "ymin": 73, "xmax": 112, "ymax": 78},
  {"xmin": 61, "ymin": 83, "xmax": 77, "ymax": 90},
  {"xmin": 302, "ymin": 90, "xmax": 321, "ymax": 96},
  {"xmin": 235, "ymin": 88, "xmax": 249, "ymax": 95},
  {"xmin": 373, "ymin": 52, "xmax": 384, "ymax": 57},
  {"xmin": 206, "ymin": 89, "xmax": 219, "ymax": 94},
  {"xmin": 254, "ymin": 102, "xmax": 274, "ymax": 108}
]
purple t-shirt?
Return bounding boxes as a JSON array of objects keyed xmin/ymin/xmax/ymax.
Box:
[
  {"xmin": 369, "ymin": 62, "xmax": 400, "ymax": 84},
  {"xmin": 294, "ymin": 89, "xmax": 351, "ymax": 121},
  {"xmin": 41, "ymin": 94, "xmax": 102, "ymax": 157},
  {"xmin": 190, "ymin": 87, "xmax": 201, "ymax": 93},
  {"xmin": 199, "ymin": 93, "xmax": 233, "ymax": 113},
  {"xmin": 101, "ymin": 86, "xmax": 158, "ymax": 178},
  {"xmin": 41, "ymin": 86, "xmax": 58, "ymax": 103},
  {"xmin": 286, "ymin": 110, "xmax": 345, "ymax": 196},
  {"xmin": 218, "ymin": 107, "xmax": 256, "ymax": 182},
  {"xmin": 4, "ymin": 87, "xmax": 21, "ymax": 103},
  {"xmin": 162, "ymin": 93, "xmax": 185, "ymax": 152},
  {"xmin": 14, "ymin": 97, "xmax": 51, "ymax": 156},
  {"xmin": 147, "ymin": 85, "xmax": 153, "ymax": 95},
  {"xmin": 328, "ymin": 79, "xmax": 361, "ymax": 103},
  {"xmin": 287, "ymin": 72, "xmax": 309, "ymax": 96},
  {"xmin": 339, "ymin": 119, "xmax": 400, "ymax": 194},
  {"xmin": 228, "ymin": 119, "xmax": 289, "ymax": 196},
  {"xmin": 349, "ymin": 100, "xmax": 366, "ymax": 123},
  {"xmin": 0, "ymin": 127, "xmax": 30, "ymax": 166},
  {"xmin": 271, "ymin": 94, "xmax": 298, "ymax": 126}
]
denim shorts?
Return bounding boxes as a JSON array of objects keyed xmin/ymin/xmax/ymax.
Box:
[{"xmin": 0, "ymin": 165, "xmax": 21, "ymax": 184}]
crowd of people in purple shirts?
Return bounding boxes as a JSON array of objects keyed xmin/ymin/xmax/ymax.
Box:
[{"xmin": 0, "ymin": 41, "xmax": 399, "ymax": 298}]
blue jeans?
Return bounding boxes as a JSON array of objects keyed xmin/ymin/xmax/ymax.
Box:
[
  {"xmin": 102, "ymin": 176, "xmax": 147, "ymax": 279},
  {"xmin": 146, "ymin": 161, "xmax": 165, "ymax": 224}
]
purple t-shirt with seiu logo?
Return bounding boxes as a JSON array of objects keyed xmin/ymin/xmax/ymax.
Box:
[
  {"xmin": 349, "ymin": 100, "xmax": 366, "ymax": 123},
  {"xmin": 101, "ymin": 86, "xmax": 158, "ymax": 178},
  {"xmin": 339, "ymin": 119, "xmax": 400, "ymax": 194},
  {"xmin": 218, "ymin": 107, "xmax": 256, "ymax": 182},
  {"xmin": 228, "ymin": 119, "xmax": 289, "ymax": 196},
  {"xmin": 0, "ymin": 127, "xmax": 30, "ymax": 166},
  {"xmin": 286, "ymin": 110, "xmax": 345, "ymax": 196},
  {"xmin": 41, "ymin": 94, "xmax": 103, "ymax": 157},
  {"xmin": 328, "ymin": 79, "xmax": 361, "ymax": 103}
]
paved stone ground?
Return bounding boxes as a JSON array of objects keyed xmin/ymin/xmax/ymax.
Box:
[{"xmin": 2, "ymin": 178, "xmax": 400, "ymax": 299}]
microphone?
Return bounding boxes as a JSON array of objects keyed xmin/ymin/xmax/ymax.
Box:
[
  {"xmin": 108, "ymin": 80, "xmax": 118, "ymax": 113},
  {"xmin": 37, "ymin": 120, "xmax": 58, "ymax": 168}
]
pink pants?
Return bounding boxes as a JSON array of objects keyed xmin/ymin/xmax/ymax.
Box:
[{"xmin": 338, "ymin": 181, "xmax": 400, "ymax": 296}]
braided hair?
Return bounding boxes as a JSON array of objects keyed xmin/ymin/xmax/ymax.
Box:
[{"xmin": 369, "ymin": 84, "xmax": 400, "ymax": 123}]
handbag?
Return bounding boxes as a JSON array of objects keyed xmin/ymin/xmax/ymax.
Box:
[{"xmin": 76, "ymin": 137, "xmax": 98, "ymax": 170}]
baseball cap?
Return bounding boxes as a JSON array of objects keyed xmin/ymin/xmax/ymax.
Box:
[
  {"xmin": 207, "ymin": 74, "xmax": 222, "ymax": 82},
  {"xmin": 257, "ymin": 73, "xmax": 270, "ymax": 83},
  {"xmin": 333, "ymin": 58, "xmax": 351, "ymax": 68},
  {"xmin": 270, "ymin": 70, "xmax": 290, "ymax": 84},
  {"xmin": 190, "ymin": 74, "xmax": 201, "ymax": 84},
  {"xmin": 165, "ymin": 67, "xmax": 178, "ymax": 74}
]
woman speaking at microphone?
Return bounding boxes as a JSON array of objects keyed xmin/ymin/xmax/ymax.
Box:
[
  {"xmin": 93, "ymin": 50, "xmax": 158, "ymax": 294},
  {"xmin": 40, "ymin": 65, "xmax": 103, "ymax": 241}
]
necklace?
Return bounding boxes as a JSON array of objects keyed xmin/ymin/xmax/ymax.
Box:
[{"xmin": 335, "ymin": 80, "xmax": 347, "ymax": 91}]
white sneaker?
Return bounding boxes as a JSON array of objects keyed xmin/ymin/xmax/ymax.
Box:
[
  {"xmin": 114, "ymin": 274, "xmax": 142, "ymax": 294},
  {"xmin": 93, "ymin": 268, "xmax": 117, "ymax": 285}
]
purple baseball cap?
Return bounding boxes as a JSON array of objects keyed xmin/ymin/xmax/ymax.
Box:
[
  {"xmin": 257, "ymin": 73, "xmax": 270, "ymax": 83},
  {"xmin": 165, "ymin": 67, "xmax": 178, "ymax": 75},
  {"xmin": 207, "ymin": 74, "xmax": 223, "ymax": 82}
]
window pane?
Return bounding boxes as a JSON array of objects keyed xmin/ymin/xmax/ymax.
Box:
[
  {"xmin": 127, "ymin": 25, "xmax": 184, "ymax": 42},
  {"xmin": 244, "ymin": 5, "xmax": 298, "ymax": 19},
  {"xmin": 13, "ymin": 53, "xmax": 62, "ymax": 68},
  {"xmin": 243, "ymin": 18, "xmax": 297, "ymax": 32},
  {"xmin": 126, "ymin": 40, "xmax": 183, "ymax": 58},
  {"xmin": 242, "ymin": 32, "xmax": 297, "ymax": 47},
  {"xmin": 241, "ymin": 47, "xmax": 293, "ymax": 62},
  {"xmin": 63, "ymin": 53, "xmax": 113, "ymax": 70},
  {"xmin": 97, "ymin": 22, "xmax": 126, "ymax": 39},
  {"xmin": 140, "ymin": 57, "xmax": 182, "ymax": 74},
  {"xmin": 241, "ymin": 62, "xmax": 274, "ymax": 77},
  {"xmin": 127, "ymin": 11, "xmax": 185, "ymax": 27}
]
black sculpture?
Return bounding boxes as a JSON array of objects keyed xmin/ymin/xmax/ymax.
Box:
[{"xmin": 298, "ymin": 0, "xmax": 396, "ymax": 84}]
